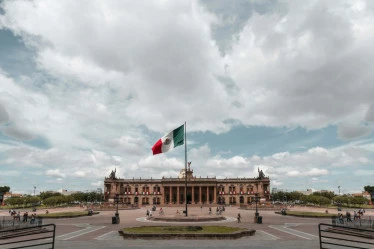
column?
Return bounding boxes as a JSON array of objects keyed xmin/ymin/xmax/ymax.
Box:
[
  {"xmin": 169, "ymin": 187, "xmax": 172, "ymax": 204},
  {"xmin": 213, "ymin": 186, "xmax": 216, "ymax": 204},
  {"xmin": 191, "ymin": 186, "xmax": 195, "ymax": 204},
  {"xmin": 177, "ymin": 187, "xmax": 180, "ymax": 204},
  {"xmin": 206, "ymin": 186, "xmax": 209, "ymax": 204},
  {"xmin": 199, "ymin": 186, "xmax": 202, "ymax": 204}
]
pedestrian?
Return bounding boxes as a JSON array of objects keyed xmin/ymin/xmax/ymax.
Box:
[
  {"xmin": 146, "ymin": 209, "xmax": 149, "ymax": 217},
  {"xmin": 346, "ymin": 211, "xmax": 352, "ymax": 223},
  {"xmin": 237, "ymin": 213, "xmax": 241, "ymax": 223},
  {"xmin": 22, "ymin": 212, "xmax": 28, "ymax": 222},
  {"xmin": 354, "ymin": 211, "xmax": 358, "ymax": 220},
  {"xmin": 338, "ymin": 213, "xmax": 344, "ymax": 224},
  {"xmin": 30, "ymin": 213, "xmax": 36, "ymax": 224}
]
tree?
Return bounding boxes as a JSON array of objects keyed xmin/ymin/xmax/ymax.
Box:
[
  {"xmin": 0, "ymin": 186, "xmax": 10, "ymax": 193},
  {"xmin": 5, "ymin": 197, "xmax": 22, "ymax": 207},
  {"xmin": 39, "ymin": 191, "xmax": 62, "ymax": 200},
  {"xmin": 364, "ymin": 185, "xmax": 374, "ymax": 193}
]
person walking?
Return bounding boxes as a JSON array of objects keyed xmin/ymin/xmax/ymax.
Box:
[
  {"xmin": 237, "ymin": 213, "xmax": 241, "ymax": 223},
  {"xmin": 346, "ymin": 211, "xmax": 352, "ymax": 223}
]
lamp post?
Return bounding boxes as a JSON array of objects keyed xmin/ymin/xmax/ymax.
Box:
[
  {"xmin": 254, "ymin": 193, "xmax": 259, "ymax": 218},
  {"xmin": 114, "ymin": 193, "xmax": 120, "ymax": 224}
]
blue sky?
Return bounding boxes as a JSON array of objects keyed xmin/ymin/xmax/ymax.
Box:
[{"xmin": 0, "ymin": 0, "xmax": 373, "ymax": 195}]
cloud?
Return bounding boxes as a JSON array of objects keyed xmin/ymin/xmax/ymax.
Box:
[
  {"xmin": 1, "ymin": 125, "xmax": 35, "ymax": 140},
  {"xmin": 91, "ymin": 181, "xmax": 102, "ymax": 187},
  {"xmin": 337, "ymin": 123, "xmax": 372, "ymax": 140},
  {"xmin": 225, "ymin": 1, "xmax": 374, "ymax": 129},
  {"xmin": 0, "ymin": 103, "xmax": 9, "ymax": 124},
  {"xmin": 0, "ymin": 1, "xmax": 374, "ymax": 194},
  {"xmin": 365, "ymin": 104, "xmax": 374, "ymax": 123},
  {"xmin": 306, "ymin": 168, "xmax": 328, "ymax": 176},
  {"xmin": 45, "ymin": 169, "xmax": 66, "ymax": 178}
]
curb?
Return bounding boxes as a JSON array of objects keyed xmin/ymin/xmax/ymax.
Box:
[{"xmin": 118, "ymin": 229, "xmax": 256, "ymax": 239}]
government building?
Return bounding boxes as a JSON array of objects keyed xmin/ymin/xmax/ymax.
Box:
[{"xmin": 104, "ymin": 166, "xmax": 270, "ymax": 206}]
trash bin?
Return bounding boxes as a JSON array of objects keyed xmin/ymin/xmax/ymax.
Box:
[
  {"xmin": 257, "ymin": 216, "xmax": 262, "ymax": 224},
  {"xmin": 112, "ymin": 216, "xmax": 117, "ymax": 224}
]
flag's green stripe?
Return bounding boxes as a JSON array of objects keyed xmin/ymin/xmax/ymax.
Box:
[{"xmin": 173, "ymin": 124, "xmax": 184, "ymax": 148}]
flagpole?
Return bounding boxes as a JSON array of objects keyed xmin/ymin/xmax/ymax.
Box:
[{"xmin": 184, "ymin": 121, "xmax": 188, "ymax": 216}]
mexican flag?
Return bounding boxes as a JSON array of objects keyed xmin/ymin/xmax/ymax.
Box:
[{"xmin": 152, "ymin": 124, "xmax": 184, "ymax": 155}]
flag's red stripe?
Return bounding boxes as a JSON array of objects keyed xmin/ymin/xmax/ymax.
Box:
[{"xmin": 152, "ymin": 139, "xmax": 163, "ymax": 155}]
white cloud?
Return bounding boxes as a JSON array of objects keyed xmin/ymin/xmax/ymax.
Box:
[
  {"xmin": 306, "ymin": 168, "xmax": 328, "ymax": 176},
  {"xmin": 91, "ymin": 181, "xmax": 102, "ymax": 187},
  {"xmin": 45, "ymin": 169, "xmax": 66, "ymax": 178},
  {"xmin": 0, "ymin": 0, "xmax": 374, "ymax": 194}
]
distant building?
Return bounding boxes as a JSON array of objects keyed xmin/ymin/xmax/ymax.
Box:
[
  {"xmin": 1, "ymin": 192, "xmax": 22, "ymax": 205},
  {"xmin": 104, "ymin": 166, "xmax": 270, "ymax": 206},
  {"xmin": 352, "ymin": 191, "xmax": 371, "ymax": 201},
  {"xmin": 315, "ymin": 190, "xmax": 330, "ymax": 193},
  {"xmin": 61, "ymin": 189, "xmax": 80, "ymax": 196},
  {"xmin": 297, "ymin": 189, "xmax": 313, "ymax": 195},
  {"xmin": 96, "ymin": 188, "xmax": 103, "ymax": 194}
]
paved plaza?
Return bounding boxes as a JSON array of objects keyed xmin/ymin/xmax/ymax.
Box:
[{"xmin": 1, "ymin": 206, "xmax": 373, "ymax": 249}]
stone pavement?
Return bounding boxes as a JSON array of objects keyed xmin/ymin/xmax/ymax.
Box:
[{"xmin": 1, "ymin": 205, "xmax": 372, "ymax": 249}]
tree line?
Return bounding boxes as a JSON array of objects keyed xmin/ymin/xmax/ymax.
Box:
[
  {"xmin": 4, "ymin": 190, "xmax": 103, "ymax": 208},
  {"xmin": 271, "ymin": 190, "xmax": 369, "ymax": 207}
]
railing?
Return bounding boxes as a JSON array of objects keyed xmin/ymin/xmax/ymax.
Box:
[
  {"xmin": 0, "ymin": 216, "xmax": 43, "ymax": 230},
  {"xmin": 319, "ymin": 223, "xmax": 374, "ymax": 249},
  {"xmin": 0, "ymin": 223, "xmax": 55, "ymax": 249},
  {"xmin": 331, "ymin": 216, "xmax": 373, "ymax": 230}
]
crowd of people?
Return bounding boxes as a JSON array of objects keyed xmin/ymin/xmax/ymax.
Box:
[
  {"xmin": 9, "ymin": 209, "xmax": 38, "ymax": 224},
  {"xmin": 337, "ymin": 208, "xmax": 366, "ymax": 224},
  {"xmin": 207, "ymin": 206, "xmax": 226, "ymax": 215}
]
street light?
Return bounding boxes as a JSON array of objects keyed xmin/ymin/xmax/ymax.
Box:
[
  {"xmin": 254, "ymin": 193, "xmax": 259, "ymax": 218},
  {"xmin": 114, "ymin": 193, "xmax": 120, "ymax": 224}
]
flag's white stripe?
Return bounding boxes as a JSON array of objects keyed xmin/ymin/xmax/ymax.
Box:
[{"xmin": 161, "ymin": 130, "xmax": 175, "ymax": 153}]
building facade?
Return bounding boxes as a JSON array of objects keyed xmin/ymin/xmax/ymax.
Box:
[{"xmin": 104, "ymin": 167, "xmax": 270, "ymax": 206}]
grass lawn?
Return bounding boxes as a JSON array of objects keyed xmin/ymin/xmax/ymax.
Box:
[
  {"xmin": 37, "ymin": 211, "xmax": 92, "ymax": 218},
  {"xmin": 285, "ymin": 211, "xmax": 335, "ymax": 217},
  {"xmin": 123, "ymin": 226, "xmax": 245, "ymax": 234}
]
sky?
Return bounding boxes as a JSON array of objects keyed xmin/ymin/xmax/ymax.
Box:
[{"xmin": 0, "ymin": 0, "xmax": 373, "ymax": 196}]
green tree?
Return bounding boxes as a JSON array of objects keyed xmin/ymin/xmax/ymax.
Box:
[
  {"xmin": 25, "ymin": 196, "xmax": 41, "ymax": 207},
  {"xmin": 39, "ymin": 191, "xmax": 62, "ymax": 200},
  {"xmin": 0, "ymin": 186, "xmax": 10, "ymax": 193},
  {"xmin": 5, "ymin": 197, "xmax": 23, "ymax": 207},
  {"xmin": 364, "ymin": 185, "xmax": 374, "ymax": 193}
]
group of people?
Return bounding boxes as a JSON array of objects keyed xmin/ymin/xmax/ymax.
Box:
[
  {"xmin": 9, "ymin": 209, "xmax": 37, "ymax": 224},
  {"xmin": 338, "ymin": 208, "xmax": 366, "ymax": 224},
  {"xmin": 206, "ymin": 206, "xmax": 225, "ymax": 215},
  {"xmin": 146, "ymin": 209, "xmax": 153, "ymax": 217}
]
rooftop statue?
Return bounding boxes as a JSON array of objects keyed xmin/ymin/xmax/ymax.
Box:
[
  {"xmin": 109, "ymin": 168, "xmax": 117, "ymax": 180},
  {"xmin": 258, "ymin": 168, "xmax": 265, "ymax": 179}
]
